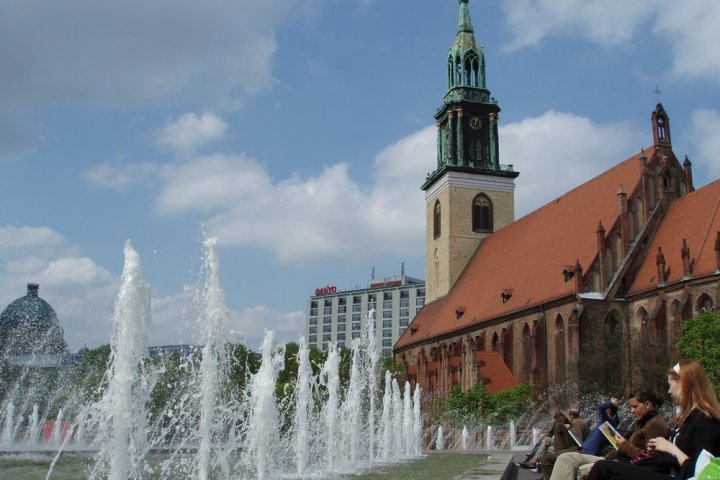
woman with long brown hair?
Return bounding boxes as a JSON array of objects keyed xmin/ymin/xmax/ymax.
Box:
[{"xmin": 587, "ymin": 359, "xmax": 720, "ymax": 480}]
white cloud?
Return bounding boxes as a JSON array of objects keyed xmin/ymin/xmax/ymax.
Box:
[
  {"xmin": 500, "ymin": 0, "xmax": 720, "ymax": 83},
  {"xmin": 688, "ymin": 109, "xmax": 720, "ymax": 181},
  {"xmin": 84, "ymin": 162, "xmax": 161, "ymax": 189},
  {"xmin": 499, "ymin": 111, "xmax": 642, "ymax": 216},
  {"xmin": 654, "ymin": 1, "xmax": 720, "ymax": 82},
  {"xmin": 230, "ymin": 305, "xmax": 306, "ymax": 351},
  {"xmin": 149, "ymin": 291, "xmax": 304, "ymax": 351},
  {"xmin": 501, "ymin": 0, "xmax": 659, "ymax": 51},
  {"xmin": 155, "ymin": 113, "xmax": 228, "ymax": 152},
  {"xmin": 156, "ymin": 154, "xmax": 272, "ymax": 214},
  {"xmin": 0, "ymin": 0, "xmax": 307, "ymax": 111},
  {"xmin": 149, "ymin": 112, "xmax": 642, "ymax": 264},
  {"xmin": 0, "ymin": 225, "xmax": 65, "ymax": 249}
]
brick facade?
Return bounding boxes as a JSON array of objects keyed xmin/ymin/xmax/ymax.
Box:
[{"xmin": 397, "ymin": 104, "xmax": 720, "ymax": 399}]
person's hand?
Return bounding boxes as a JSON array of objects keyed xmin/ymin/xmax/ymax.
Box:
[
  {"xmin": 647, "ymin": 437, "xmax": 688, "ymax": 466},
  {"xmin": 611, "ymin": 397, "xmax": 619, "ymax": 406},
  {"xmin": 647, "ymin": 437, "xmax": 673, "ymax": 453},
  {"xmin": 614, "ymin": 434, "xmax": 626, "ymax": 447}
]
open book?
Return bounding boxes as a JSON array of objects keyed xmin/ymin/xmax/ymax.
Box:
[
  {"xmin": 567, "ymin": 428, "xmax": 583, "ymax": 448},
  {"xmin": 599, "ymin": 421, "xmax": 621, "ymax": 449}
]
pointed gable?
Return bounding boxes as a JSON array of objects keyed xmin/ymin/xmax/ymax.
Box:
[
  {"xmin": 396, "ymin": 149, "xmax": 651, "ymax": 350},
  {"xmin": 628, "ymin": 179, "xmax": 720, "ymax": 295}
]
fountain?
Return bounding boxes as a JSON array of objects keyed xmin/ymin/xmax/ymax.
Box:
[{"xmin": 0, "ymin": 238, "xmax": 424, "ymax": 479}]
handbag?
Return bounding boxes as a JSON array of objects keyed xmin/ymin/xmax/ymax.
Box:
[{"xmin": 630, "ymin": 450, "xmax": 678, "ymax": 474}]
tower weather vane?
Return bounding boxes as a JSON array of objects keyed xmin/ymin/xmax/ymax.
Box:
[{"xmin": 654, "ymin": 85, "xmax": 662, "ymax": 103}]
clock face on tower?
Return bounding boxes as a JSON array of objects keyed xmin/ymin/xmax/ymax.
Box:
[{"xmin": 469, "ymin": 116, "xmax": 482, "ymax": 130}]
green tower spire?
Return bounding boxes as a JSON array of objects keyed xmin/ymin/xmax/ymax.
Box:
[
  {"xmin": 422, "ymin": 0, "xmax": 518, "ymax": 191},
  {"xmin": 458, "ymin": 0, "xmax": 474, "ymax": 34}
]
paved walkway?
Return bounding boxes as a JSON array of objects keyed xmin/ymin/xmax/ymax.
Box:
[{"xmin": 507, "ymin": 451, "xmax": 544, "ymax": 480}]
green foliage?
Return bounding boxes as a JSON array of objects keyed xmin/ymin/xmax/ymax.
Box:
[
  {"xmin": 445, "ymin": 382, "xmax": 532, "ymax": 427},
  {"xmin": 380, "ymin": 356, "xmax": 406, "ymax": 386},
  {"xmin": 68, "ymin": 344, "xmax": 111, "ymax": 403},
  {"xmin": 676, "ymin": 311, "xmax": 720, "ymax": 395}
]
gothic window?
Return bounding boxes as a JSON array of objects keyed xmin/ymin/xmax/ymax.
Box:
[
  {"xmin": 647, "ymin": 176, "xmax": 656, "ymax": 209},
  {"xmin": 605, "ymin": 247, "xmax": 614, "ymax": 283},
  {"xmin": 522, "ymin": 324, "xmax": 532, "ymax": 383},
  {"xmin": 657, "ymin": 115, "xmax": 667, "ymax": 140},
  {"xmin": 602, "ymin": 312, "xmax": 623, "ymax": 390},
  {"xmin": 491, "ymin": 332, "xmax": 499, "ymax": 352},
  {"xmin": 472, "ymin": 193, "xmax": 493, "ymax": 232},
  {"xmin": 503, "ymin": 326, "xmax": 514, "ymax": 371},
  {"xmin": 464, "ymin": 52, "xmax": 479, "ymax": 87},
  {"xmin": 455, "ymin": 55, "xmax": 462, "ymax": 85},
  {"xmin": 615, "ymin": 233, "xmax": 622, "ymax": 267},
  {"xmin": 433, "ymin": 200, "xmax": 441, "ymax": 238},
  {"xmin": 697, "ymin": 293, "xmax": 715, "ymax": 312},
  {"xmin": 554, "ymin": 315, "xmax": 566, "ymax": 384},
  {"xmin": 592, "ymin": 270, "xmax": 600, "ymax": 291},
  {"xmin": 447, "ymin": 56, "xmax": 454, "ymax": 87},
  {"xmin": 637, "ymin": 307, "xmax": 649, "ymax": 329}
]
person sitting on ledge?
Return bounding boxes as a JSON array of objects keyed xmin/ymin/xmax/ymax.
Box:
[
  {"xmin": 580, "ymin": 397, "xmax": 620, "ymax": 457},
  {"xmin": 538, "ymin": 410, "xmax": 586, "ymax": 480},
  {"xmin": 587, "ymin": 360, "xmax": 720, "ymax": 480},
  {"xmin": 549, "ymin": 389, "xmax": 668, "ymax": 480},
  {"xmin": 520, "ymin": 420, "xmax": 556, "ymax": 470}
]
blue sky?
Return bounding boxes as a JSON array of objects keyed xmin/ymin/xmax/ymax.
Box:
[{"xmin": 1, "ymin": 0, "xmax": 719, "ymax": 351}]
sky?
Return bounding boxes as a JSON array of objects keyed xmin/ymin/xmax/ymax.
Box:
[{"xmin": 1, "ymin": 0, "xmax": 719, "ymax": 352}]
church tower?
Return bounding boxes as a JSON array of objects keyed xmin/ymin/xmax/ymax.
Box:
[{"xmin": 423, "ymin": 0, "xmax": 519, "ymax": 303}]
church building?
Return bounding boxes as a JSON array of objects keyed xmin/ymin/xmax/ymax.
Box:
[{"xmin": 394, "ymin": 0, "xmax": 720, "ymax": 398}]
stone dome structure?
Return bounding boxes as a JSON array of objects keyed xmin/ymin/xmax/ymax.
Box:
[{"xmin": 0, "ymin": 283, "xmax": 68, "ymax": 357}]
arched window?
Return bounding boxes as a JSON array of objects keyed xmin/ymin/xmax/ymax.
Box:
[
  {"xmin": 554, "ymin": 315, "xmax": 566, "ymax": 384},
  {"xmin": 602, "ymin": 312, "xmax": 624, "ymax": 390},
  {"xmin": 503, "ymin": 326, "xmax": 514, "ymax": 371},
  {"xmin": 592, "ymin": 270, "xmax": 600, "ymax": 291},
  {"xmin": 491, "ymin": 332, "xmax": 499, "ymax": 352},
  {"xmin": 433, "ymin": 200, "xmax": 441, "ymax": 238},
  {"xmin": 464, "ymin": 52, "xmax": 479, "ymax": 87},
  {"xmin": 647, "ymin": 177, "xmax": 656, "ymax": 209},
  {"xmin": 447, "ymin": 56, "xmax": 454, "ymax": 88},
  {"xmin": 522, "ymin": 324, "xmax": 532, "ymax": 383},
  {"xmin": 605, "ymin": 247, "xmax": 614, "ymax": 283},
  {"xmin": 455, "ymin": 55, "xmax": 462, "ymax": 85},
  {"xmin": 472, "ymin": 194, "xmax": 493, "ymax": 232},
  {"xmin": 637, "ymin": 307, "xmax": 649, "ymax": 329},
  {"xmin": 697, "ymin": 293, "xmax": 715, "ymax": 312}
]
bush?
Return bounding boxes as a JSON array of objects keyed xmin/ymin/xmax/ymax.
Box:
[
  {"xmin": 445, "ymin": 382, "xmax": 532, "ymax": 427},
  {"xmin": 676, "ymin": 311, "xmax": 720, "ymax": 396}
]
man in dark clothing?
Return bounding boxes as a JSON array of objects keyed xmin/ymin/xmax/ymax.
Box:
[
  {"xmin": 539, "ymin": 411, "xmax": 581, "ymax": 480},
  {"xmin": 581, "ymin": 398, "xmax": 620, "ymax": 456}
]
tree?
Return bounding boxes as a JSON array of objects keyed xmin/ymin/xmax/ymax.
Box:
[{"xmin": 676, "ymin": 311, "xmax": 720, "ymax": 395}]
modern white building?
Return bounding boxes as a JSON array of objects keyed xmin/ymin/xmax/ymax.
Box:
[{"xmin": 306, "ymin": 274, "xmax": 425, "ymax": 356}]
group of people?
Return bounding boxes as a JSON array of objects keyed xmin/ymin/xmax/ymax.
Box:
[{"xmin": 519, "ymin": 359, "xmax": 720, "ymax": 480}]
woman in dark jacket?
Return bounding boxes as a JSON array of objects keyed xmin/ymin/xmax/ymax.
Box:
[{"xmin": 587, "ymin": 359, "xmax": 720, "ymax": 480}]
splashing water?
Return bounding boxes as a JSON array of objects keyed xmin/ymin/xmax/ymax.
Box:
[{"xmin": 0, "ymin": 240, "xmax": 424, "ymax": 479}]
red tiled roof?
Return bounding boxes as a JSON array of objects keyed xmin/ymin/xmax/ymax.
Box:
[
  {"xmin": 475, "ymin": 351, "xmax": 517, "ymax": 393},
  {"xmin": 396, "ymin": 148, "xmax": 653, "ymax": 350},
  {"xmin": 628, "ymin": 179, "xmax": 720, "ymax": 295}
]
